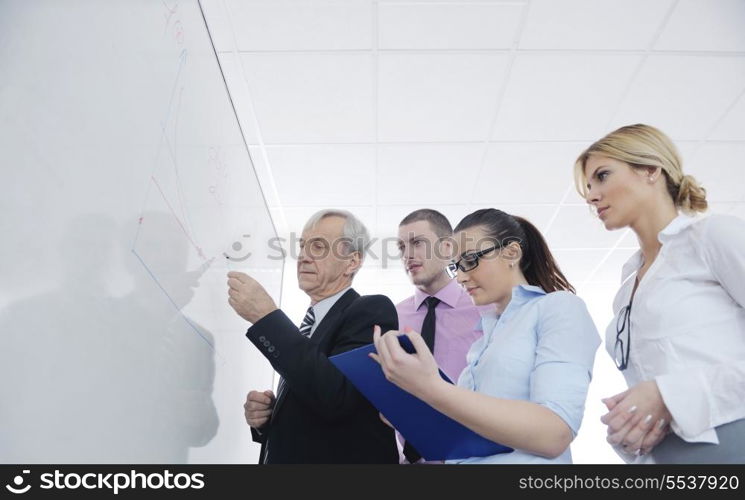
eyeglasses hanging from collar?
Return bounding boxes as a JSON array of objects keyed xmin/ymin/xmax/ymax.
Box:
[{"xmin": 614, "ymin": 298, "xmax": 633, "ymax": 371}]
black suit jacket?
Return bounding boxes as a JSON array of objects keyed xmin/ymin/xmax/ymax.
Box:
[{"xmin": 246, "ymin": 289, "xmax": 399, "ymax": 464}]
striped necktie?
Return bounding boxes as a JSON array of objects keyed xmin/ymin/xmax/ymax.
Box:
[
  {"xmin": 298, "ymin": 306, "xmax": 315, "ymax": 338},
  {"xmin": 275, "ymin": 306, "xmax": 315, "ymax": 403}
]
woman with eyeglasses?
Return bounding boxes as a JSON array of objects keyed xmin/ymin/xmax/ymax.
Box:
[
  {"xmin": 372, "ymin": 208, "xmax": 599, "ymax": 463},
  {"xmin": 575, "ymin": 123, "xmax": 745, "ymax": 463}
]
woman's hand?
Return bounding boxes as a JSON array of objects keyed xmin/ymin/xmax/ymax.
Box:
[
  {"xmin": 369, "ymin": 325, "xmax": 444, "ymax": 401},
  {"xmin": 601, "ymin": 380, "xmax": 672, "ymax": 455}
]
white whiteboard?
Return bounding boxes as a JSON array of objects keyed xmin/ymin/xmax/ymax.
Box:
[{"xmin": 0, "ymin": 0, "xmax": 282, "ymax": 463}]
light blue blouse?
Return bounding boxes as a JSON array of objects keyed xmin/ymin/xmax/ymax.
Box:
[{"xmin": 449, "ymin": 284, "xmax": 600, "ymax": 464}]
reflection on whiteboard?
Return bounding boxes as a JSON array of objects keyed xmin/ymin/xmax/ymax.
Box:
[{"xmin": 0, "ymin": 0, "xmax": 282, "ymax": 463}]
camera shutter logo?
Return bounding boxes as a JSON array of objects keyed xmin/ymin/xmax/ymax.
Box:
[{"xmin": 5, "ymin": 470, "xmax": 31, "ymax": 494}]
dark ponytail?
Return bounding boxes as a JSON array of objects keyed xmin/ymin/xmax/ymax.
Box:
[
  {"xmin": 512, "ymin": 216, "xmax": 574, "ymax": 294},
  {"xmin": 454, "ymin": 209, "xmax": 575, "ymax": 294}
]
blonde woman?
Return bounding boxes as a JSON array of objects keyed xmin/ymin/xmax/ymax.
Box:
[{"xmin": 575, "ymin": 124, "xmax": 745, "ymax": 463}]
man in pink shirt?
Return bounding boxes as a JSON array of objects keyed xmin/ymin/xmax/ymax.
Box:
[{"xmin": 395, "ymin": 209, "xmax": 485, "ymax": 463}]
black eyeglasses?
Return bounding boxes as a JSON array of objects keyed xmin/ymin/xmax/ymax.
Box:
[
  {"xmin": 614, "ymin": 300, "xmax": 632, "ymax": 371},
  {"xmin": 446, "ymin": 245, "xmax": 500, "ymax": 279}
]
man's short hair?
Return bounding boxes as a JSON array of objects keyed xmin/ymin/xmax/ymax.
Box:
[
  {"xmin": 303, "ymin": 209, "xmax": 370, "ymax": 257},
  {"xmin": 399, "ymin": 209, "xmax": 452, "ymax": 239}
]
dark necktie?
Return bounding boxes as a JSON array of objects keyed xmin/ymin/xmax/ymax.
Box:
[
  {"xmin": 403, "ymin": 296, "xmax": 440, "ymax": 463},
  {"xmin": 420, "ymin": 296, "xmax": 440, "ymax": 353},
  {"xmin": 274, "ymin": 306, "xmax": 315, "ymax": 409}
]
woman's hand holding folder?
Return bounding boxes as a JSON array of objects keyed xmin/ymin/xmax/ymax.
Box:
[{"xmin": 369, "ymin": 325, "xmax": 447, "ymax": 403}]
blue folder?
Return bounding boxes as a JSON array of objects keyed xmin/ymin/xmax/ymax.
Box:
[{"xmin": 329, "ymin": 335, "xmax": 513, "ymax": 461}]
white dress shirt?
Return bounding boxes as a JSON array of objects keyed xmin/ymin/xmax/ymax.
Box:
[
  {"xmin": 607, "ymin": 214, "xmax": 745, "ymax": 445},
  {"xmin": 307, "ymin": 287, "xmax": 351, "ymax": 336}
]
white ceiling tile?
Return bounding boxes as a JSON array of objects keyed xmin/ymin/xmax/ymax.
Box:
[
  {"xmin": 610, "ymin": 55, "xmax": 745, "ymax": 141},
  {"xmin": 250, "ymin": 145, "xmax": 376, "ymax": 207},
  {"xmin": 276, "ymin": 205, "xmax": 377, "ymax": 244},
  {"xmin": 240, "ymin": 53, "xmax": 375, "ymax": 143},
  {"xmin": 676, "ymin": 141, "xmax": 701, "ymax": 162},
  {"xmin": 353, "ymin": 268, "xmax": 411, "ymax": 303},
  {"xmin": 355, "ymin": 267, "xmax": 409, "ymax": 287},
  {"xmin": 706, "ymin": 202, "xmax": 734, "ymax": 214},
  {"xmin": 375, "ymin": 205, "xmax": 417, "ymax": 239},
  {"xmin": 378, "ymin": 2, "xmax": 523, "ymax": 50},
  {"xmin": 685, "ymin": 142, "xmax": 745, "ymax": 202},
  {"xmin": 200, "ymin": 0, "xmax": 233, "ymax": 51},
  {"xmin": 708, "ymin": 201, "xmax": 745, "ymax": 217},
  {"xmin": 497, "ymin": 204, "xmax": 560, "ymax": 234},
  {"xmin": 376, "ymin": 143, "xmax": 484, "ymax": 205},
  {"xmin": 474, "ymin": 142, "xmax": 587, "ymax": 204},
  {"xmin": 439, "ymin": 205, "xmax": 488, "ymax": 237},
  {"xmin": 242, "ymin": 145, "xmax": 285, "ymax": 213},
  {"xmin": 655, "ymin": 0, "xmax": 745, "ymax": 52},
  {"xmin": 552, "ymin": 249, "xmax": 609, "ymax": 286},
  {"xmin": 361, "ymin": 252, "xmax": 407, "ymax": 274},
  {"xmin": 440, "ymin": 205, "xmax": 488, "ymax": 233},
  {"xmin": 378, "ymin": 53, "xmax": 511, "ymax": 142},
  {"xmin": 491, "ymin": 53, "xmax": 642, "ymax": 141},
  {"xmin": 585, "ymin": 247, "xmax": 639, "ymax": 285},
  {"xmin": 366, "ymin": 242, "xmax": 400, "ymax": 273},
  {"xmin": 545, "ymin": 205, "xmax": 624, "ymax": 249},
  {"xmin": 374, "ymin": 204, "xmax": 466, "ymax": 242},
  {"xmin": 216, "ymin": 54, "xmax": 261, "ymax": 144},
  {"xmin": 709, "ymin": 92, "xmax": 745, "ymax": 141},
  {"xmin": 521, "ymin": 0, "xmax": 673, "ymax": 50},
  {"xmin": 221, "ymin": 0, "xmax": 373, "ymax": 51},
  {"xmin": 361, "ymin": 227, "xmax": 407, "ymax": 269},
  {"xmin": 564, "ymin": 153, "xmax": 591, "ymax": 206},
  {"xmin": 728, "ymin": 202, "xmax": 745, "ymax": 220},
  {"xmin": 268, "ymin": 205, "xmax": 285, "ymax": 225},
  {"xmin": 564, "ymin": 185, "xmax": 588, "ymax": 205},
  {"xmin": 449, "ymin": 204, "xmax": 560, "ymax": 234},
  {"xmin": 269, "ymin": 207, "xmax": 317, "ymax": 238}
]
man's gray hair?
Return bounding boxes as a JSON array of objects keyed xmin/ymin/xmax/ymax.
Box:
[{"xmin": 303, "ymin": 209, "xmax": 371, "ymax": 258}]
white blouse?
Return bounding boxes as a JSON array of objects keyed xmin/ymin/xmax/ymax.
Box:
[{"xmin": 607, "ymin": 214, "xmax": 745, "ymax": 444}]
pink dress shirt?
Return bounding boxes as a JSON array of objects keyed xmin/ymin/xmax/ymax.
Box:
[
  {"xmin": 396, "ymin": 278, "xmax": 486, "ymax": 381},
  {"xmin": 394, "ymin": 279, "xmax": 487, "ymax": 463}
]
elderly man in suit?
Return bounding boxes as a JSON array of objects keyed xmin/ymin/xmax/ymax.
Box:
[{"xmin": 227, "ymin": 209, "xmax": 399, "ymax": 463}]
